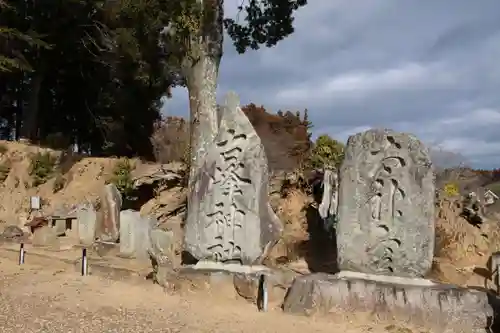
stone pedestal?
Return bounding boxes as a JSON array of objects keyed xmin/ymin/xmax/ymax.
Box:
[
  {"xmin": 154, "ymin": 260, "xmax": 295, "ymax": 308},
  {"xmin": 283, "ymin": 272, "xmax": 494, "ymax": 333}
]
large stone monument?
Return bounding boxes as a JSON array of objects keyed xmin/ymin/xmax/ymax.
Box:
[
  {"xmin": 283, "ymin": 129, "xmax": 494, "ymax": 332},
  {"xmin": 336, "ymin": 129, "xmax": 435, "ymax": 278},
  {"xmin": 183, "ymin": 92, "xmax": 282, "ymax": 265}
]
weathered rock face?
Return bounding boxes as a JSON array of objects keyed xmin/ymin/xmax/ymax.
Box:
[
  {"xmin": 149, "ymin": 228, "xmax": 176, "ymax": 287},
  {"xmin": 336, "ymin": 129, "xmax": 435, "ymax": 277},
  {"xmin": 184, "ymin": 92, "xmax": 282, "ymax": 265},
  {"xmin": 150, "ymin": 229, "xmax": 174, "ymax": 260},
  {"xmin": 97, "ymin": 184, "xmax": 122, "ymax": 242}
]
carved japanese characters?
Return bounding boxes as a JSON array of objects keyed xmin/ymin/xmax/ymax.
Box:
[
  {"xmin": 184, "ymin": 92, "xmax": 282, "ymax": 265},
  {"xmin": 336, "ymin": 129, "xmax": 435, "ymax": 277}
]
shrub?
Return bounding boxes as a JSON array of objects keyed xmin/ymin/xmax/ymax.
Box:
[
  {"xmin": 443, "ymin": 182, "xmax": 459, "ymax": 197},
  {"xmin": 109, "ymin": 158, "xmax": 135, "ymax": 197},
  {"xmin": 310, "ymin": 134, "xmax": 345, "ymax": 169},
  {"xmin": 29, "ymin": 152, "xmax": 57, "ymax": 186},
  {"xmin": 0, "ymin": 143, "xmax": 8, "ymax": 154}
]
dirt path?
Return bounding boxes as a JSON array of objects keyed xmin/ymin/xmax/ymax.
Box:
[{"xmin": 0, "ymin": 258, "xmax": 394, "ymax": 333}]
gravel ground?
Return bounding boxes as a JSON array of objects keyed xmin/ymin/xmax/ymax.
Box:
[{"xmin": 0, "ymin": 259, "xmax": 395, "ymax": 333}]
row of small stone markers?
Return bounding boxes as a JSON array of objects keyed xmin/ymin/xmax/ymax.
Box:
[
  {"xmin": 77, "ymin": 184, "xmax": 172, "ymax": 264},
  {"xmin": 180, "ymin": 92, "xmax": 497, "ymax": 333},
  {"xmin": 17, "ymin": 180, "xmax": 173, "ymax": 277}
]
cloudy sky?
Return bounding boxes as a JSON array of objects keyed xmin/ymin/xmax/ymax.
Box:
[{"xmin": 162, "ymin": 0, "xmax": 500, "ymax": 169}]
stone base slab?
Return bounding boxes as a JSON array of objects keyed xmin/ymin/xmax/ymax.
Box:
[
  {"xmin": 156, "ymin": 262, "xmax": 297, "ymax": 307},
  {"xmin": 283, "ymin": 271, "xmax": 495, "ymax": 333}
]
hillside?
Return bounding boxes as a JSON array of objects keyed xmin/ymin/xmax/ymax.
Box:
[
  {"xmin": 0, "ymin": 140, "xmax": 312, "ymax": 269},
  {"xmin": 0, "ymin": 142, "xmax": 117, "ymax": 225}
]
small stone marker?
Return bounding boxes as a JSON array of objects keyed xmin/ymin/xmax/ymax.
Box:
[
  {"xmin": 119, "ymin": 210, "xmax": 157, "ymax": 261},
  {"xmin": 76, "ymin": 204, "xmax": 97, "ymax": 246},
  {"xmin": 30, "ymin": 196, "xmax": 40, "ymax": 210},
  {"xmin": 32, "ymin": 225, "xmax": 58, "ymax": 247}
]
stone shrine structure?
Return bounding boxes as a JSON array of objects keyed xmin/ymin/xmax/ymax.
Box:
[
  {"xmin": 336, "ymin": 129, "xmax": 435, "ymax": 278},
  {"xmin": 184, "ymin": 92, "xmax": 282, "ymax": 265}
]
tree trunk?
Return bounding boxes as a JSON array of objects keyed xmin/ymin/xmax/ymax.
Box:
[
  {"xmin": 185, "ymin": 54, "xmax": 220, "ymax": 182},
  {"xmin": 14, "ymin": 79, "xmax": 24, "ymax": 141},
  {"xmin": 20, "ymin": 68, "xmax": 44, "ymax": 141},
  {"xmin": 184, "ymin": 0, "xmax": 224, "ymax": 187}
]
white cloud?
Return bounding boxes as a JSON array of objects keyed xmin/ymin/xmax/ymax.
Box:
[
  {"xmin": 314, "ymin": 108, "xmax": 500, "ymax": 165},
  {"xmin": 439, "ymin": 138, "xmax": 500, "ymax": 158},
  {"xmin": 274, "ymin": 62, "xmax": 457, "ymax": 104},
  {"xmin": 324, "ymin": 63, "xmax": 429, "ymax": 91},
  {"xmin": 440, "ymin": 108, "xmax": 500, "ymax": 127},
  {"xmin": 416, "ymin": 109, "xmax": 500, "ymax": 161}
]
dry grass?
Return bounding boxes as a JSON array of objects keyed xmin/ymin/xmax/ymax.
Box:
[{"xmin": 432, "ymin": 196, "xmax": 500, "ymax": 286}]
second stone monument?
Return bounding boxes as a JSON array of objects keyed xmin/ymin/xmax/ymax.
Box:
[{"xmin": 336, "ymin": 129, "xmax": 435, "ymax": 277}]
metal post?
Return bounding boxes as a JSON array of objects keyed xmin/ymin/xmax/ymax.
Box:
[
  {"xmin": 496, "ymin": 262, "xmax": 500, "ymax": 295},
  {"xmin": 81, "ymin": 248, "xmax": 88, "ymax": 276},
  {"xmin": 18, "ymin": 243, "xmax": 25, "ymax": 265},
  {"xmin": 258, "ymin": 274, "xmax": 268, "ymax": 312}
]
